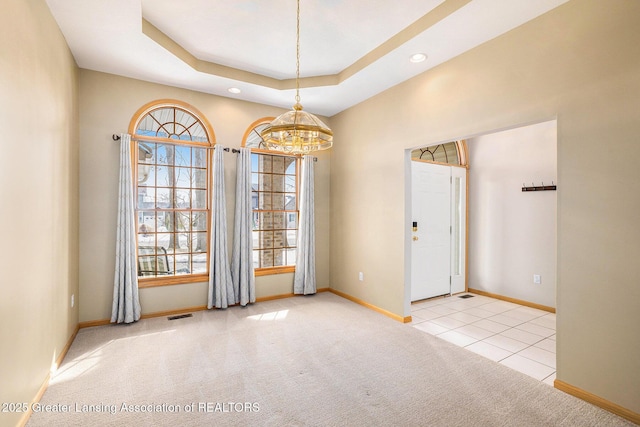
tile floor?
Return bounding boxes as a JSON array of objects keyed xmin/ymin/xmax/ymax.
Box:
[{"xmin": 410, "ymin": 293, "xmax": 556, "ymax": 385}]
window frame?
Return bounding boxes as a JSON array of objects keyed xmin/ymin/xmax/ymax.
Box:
[
  {"xmin": 242, "ymin": 117, "xmax": 300, "ymax": 276},
  {"xmin": 128, "ymin": 99, "xmax": 216, "ymax": 287}
]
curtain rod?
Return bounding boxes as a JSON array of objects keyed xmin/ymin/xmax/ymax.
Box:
[
  {"xmin": 113, "ymin": 134, "xmax": 317, "ymax": 159},
  {"xmin": 112, "ymin": 134, "xmax": 239, "ymax": 153}
]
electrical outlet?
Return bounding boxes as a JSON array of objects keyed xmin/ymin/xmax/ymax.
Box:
[
  {"xmin": 533, "ymin": 274, "xmax": 541, "ymax": 284},
  {"xmin": 71, "ymin": 294, "xmax": 75, "ymax": 308},
  {"xmin": 358, "ymin": 272, "xmax": 364, "ymax": 281}
]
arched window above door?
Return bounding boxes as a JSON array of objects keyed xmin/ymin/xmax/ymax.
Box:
[{"xmin": 411, "ymin": 141, "xmax": 468, "ymax": 167}]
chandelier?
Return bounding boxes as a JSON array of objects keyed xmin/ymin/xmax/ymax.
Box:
[{"xmin": 260, "ymin": 0, "xmax": 333, "ymax": 154}]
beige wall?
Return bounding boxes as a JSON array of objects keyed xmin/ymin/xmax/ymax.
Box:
[
  {"xmin": 0, "ymin": 1, "xmax": 79, "ymax": 426},
  {"xmin": 330, "ymin": 0, "xmax": 639, "ymax": 414},
  {"xmin": 78, "ymin": 70, "xmax": 331, "ymax": 322},
  {"xmin": 468, "ymin": 120, "xmax": 557, "ymax": 307}
]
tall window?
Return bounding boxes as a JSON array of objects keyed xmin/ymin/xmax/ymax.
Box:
[
  {"xmin": 243, "ymin": 118, "xmax": 299, "ymax": 275},
  {"xmin": 129, "ymin": 100, "xmax": 215, "ymax": 286}
]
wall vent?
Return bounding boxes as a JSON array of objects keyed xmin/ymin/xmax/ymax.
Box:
[{"xmin": 167, "ymin": 313, "xmax": 193, "ymax": 320}]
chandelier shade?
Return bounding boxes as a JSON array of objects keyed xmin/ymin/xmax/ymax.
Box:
[
  {"xmin": 259, "ymin": 0, "xmax": 333, "ymax": 154},
  {"xmin": 261, "ymin": 103, "xmax": 333, "ymax": 154}
]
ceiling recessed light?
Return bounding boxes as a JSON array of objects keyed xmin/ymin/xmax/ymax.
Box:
[
  {"xmin": 228, "ymin": 87, "xmax": 241, "ymax": 94},
  {"xmin": 409, "ymin": 53, "xmax": 427, "ymax": 63}
]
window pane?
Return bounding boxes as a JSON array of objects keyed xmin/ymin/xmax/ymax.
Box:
[
  {"xmin": 176, "ymin": 212, "xmax": 190, "ymax": 232},
  {"xmin": 192, "ymin": 232, "xmax": 207, "ymax": 252},
  {"xmin": 156, "ymin": 166, "xmax": 170, "ymax": 187},
  {"xmin": 138, "ymin": 211, "xmax": 156, "ymax": 231},
  {"xmin": 138, "ymin": 164, "xmax": 155, "ymax": 186},
  {"xmin": 259, "ymin": 156, "xmax": 272, "ymax": 173},
  {"xmin": 260, "ymin": 212, "xmax": 273, "ymax": 229},
  {"xmin": 259, "ymin": 193, "xmax": 272, "ymax": 210},
  {"xmin": 139, "ymin": 255, "xmax": 158, "ymax": 276},
  {"xmin": 259, "ymin": 231, "xmax": 273, "ymax": 248},
  {"xmin": 251, "ymin": 191, "xmax": 258, "ymax": 210},
  {"xmin": 156, "ymin": 211, "xmax": 171, "ymax": 231},
  {"xmin": 174, "ymin": 145, "xmax": 191, "ymax": 167},
  {"xmin": 285, "ymin": 248, "xmax": 296, "ymax": 266},
  {"xmin": 285, "ymin": 193, "xmax": 296, "ymax": 210},
  {"xmin": 160, "ymin": 212, "xmax": 175, "ymax": 232},
  {"xmin": 192, "ymin": 253, "xmax": 207, "ymax": 273},
  {"xmin": 157, "ymin": 233, "xmax": 173, "ymax": 253},
  {"xmin": 193, "ymin": 148, "xmax": 207, "ymax": 168},
  {"xmin": 272, "ymin": 193, "xmax": 284, "ymax": 210},
  {"xmin": 156, "ymin": 189, "xmax": 173, "ymax": 209},
  {"xmin": 259, "ymin": 173, "xmax": 271, "ymax": 191},
  {"xmin": 138, "ymin": 187, "xmax": 155, "ymax": 209},
  {"xmin": 286, "ymin": 213, "xmax": 297, "ymax": 229},
  {"xmin": 138, "ymin": 245, "xmax": 156, "ymax": 256},
  {"xmin": 192, "ymin": 190, "xmax": 207, "ymax": 209},
  {"xmin": 156, "ymin": 144, "xmax": 170, "ymax": 165},
  {"xmin": 272, "ymin": 174, "xmax": 284, "ymax": 192},
  {"xmin": 273, "ymin": 231, "xmax": 285, "ymax": 248},
  {"xmin": 157, "ymin": 251, "xmax": 171, "ymax": 274},
  {"xmin": 192, "ymin": 169, "xmax": 207, "ymax": 189},
  {"xmin": 192, "ymin": 212, "xmax": 207, "ymax": 231},
  {"xmin": 176, "ymin": 254, "xmax": 191, "ymax": 274},
  {"xmin": 177, "ymin": 232, "xmax": 190, "ymax": 251},
  {"xmin": 273, "ymin": 212, "xmax": 285, "ymax": 230},
  {"xmin": 285, "ymin": 157, "xmax": 296, "ymax": 174},
  {"xmin": 272, "ymin": 156, "xmax": 284, "ymax": 173},
  {"xmin": 252, "ymin": 231, "xmax": 259, "ymax": 247},
  {"xmin": 252, "ymin": 250, "xmax": 259, "ymax": 268},
  {"xmin": 273, "ymin": 249, "xmax": 284, "ymax": 266},
  {"xmin": 175, "ymin": 189, "xmax": 190, "ymax": 208},
  {"xmin": 174, "ymin": 167, "xmax": 191, "ymax": 188},
  {"xmin": 285, "ymin": 175, "xmax": 295, "ymax": 192},
  {"xmin": 260, "ymin": 250, "xmax": 273, "ymax": 268},
  {"xmin": 138, "ymin": 143, "xmax": 155, "ymax": 163},
  {"xmin": 286, "ymin": 230, "xmax": 297, "ymax": 247}
]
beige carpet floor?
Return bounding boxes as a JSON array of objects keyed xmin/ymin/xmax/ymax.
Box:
[{"xmin": 27, "ymin": 292, "xmax": 633, "ymax": 426}]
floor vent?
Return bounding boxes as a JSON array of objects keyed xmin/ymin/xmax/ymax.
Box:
[
  {"xmin": 458, "ymin": 295, "xmax": 474, "ymax": 299},
  {"xmin": 168, "ymin": 313, "xmax": 193, "ymax": 321}
]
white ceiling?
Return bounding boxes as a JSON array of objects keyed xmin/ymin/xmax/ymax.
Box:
[{"xmin": 45, "ymin": 0, "xmax": 569, "ymax": 117}]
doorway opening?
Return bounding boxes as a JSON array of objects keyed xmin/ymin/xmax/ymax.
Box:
[
  {"xmin": 409, "ymin": 141, "xmax": 469, "ymax": 302},
  {"xmin": 404, "ymin": 119, "xmax": 557, "ymax": 316}
]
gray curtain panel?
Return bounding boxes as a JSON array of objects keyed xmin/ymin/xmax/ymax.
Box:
[
  {"xmin": 208, "ymin": 146, "xmax": 235, "ymax": 309},
  {"xmin": 294, "ymin": 155, "xmax": 316, "ymax": 295},
  {"xmin": 111, "ymin": 133, "xmax": 141, "ymax": 323},
  {"xmin": 231, "ymin": 147, "xmax": 256, "ymax": 306}
]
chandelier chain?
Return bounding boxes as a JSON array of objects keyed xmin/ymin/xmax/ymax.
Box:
[{"xmin": 295, "ymin": 0, "xmax": 301, "ymax": 105}]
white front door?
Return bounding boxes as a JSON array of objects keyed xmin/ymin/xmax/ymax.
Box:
[{"xmin": 411, "ymin": 161, "xmax": 452, "ymax": 301}]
